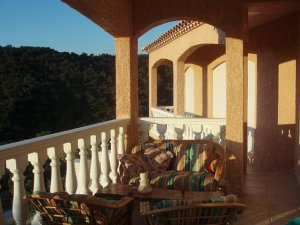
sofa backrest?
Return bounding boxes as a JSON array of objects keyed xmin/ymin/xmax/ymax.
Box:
[{"xmin": 131, "ymin": 139, "xmax": 225, "ymax": 181}]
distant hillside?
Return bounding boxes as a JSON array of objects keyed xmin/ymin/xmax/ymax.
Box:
[{"xmin": 0, "ymin": 46, "xmax": 152, "ymax": 144}]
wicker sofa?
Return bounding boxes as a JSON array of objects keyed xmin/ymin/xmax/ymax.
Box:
[
  {"xmin": 118, "ymin": 140, "xmax": 225, "ymax": 192},
  {"xmin": 140, "ymin": 194, "xmax": 245, "ymax": 225}
]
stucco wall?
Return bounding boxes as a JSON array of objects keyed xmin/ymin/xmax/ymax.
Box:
[
  {"xmin": 249, "ymin": 14, "xmax": 297, "ymax": 170},
  {"xmin": 296, "ymin": 13, "xmax": 300, "ymax": 185}
]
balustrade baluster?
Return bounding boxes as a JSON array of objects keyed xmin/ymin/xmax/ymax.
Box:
[
  {"xmin": 118, "ymin": 127, "xmax": 125, "ymax": 155},
  {"xmin": 200, "ymin": 124, "xmax": 205, "ymax": 139},
  {"xmin": 100, "ymin": 132, "xmax": 110, "ymax": 187},
  {"xmin": 157, "ymin": 124, "xmax": 167, "ymax": 140},
  {"xmin": 28, "ymin": 152, "xmax": 47, "ymax": 225},
  {"xmin": 47, "ymin": 147, "xmax": 63, "ymax": 193},
  {"xmin": 175, "ymin": 125, "xmax": 184, "ymax": 140},
  {"xmin": 90, "ymin": 135, "xmax": 100, "ymax": 194},
  {"xmin": 6, "ymin": 157, "xmax": 27, "ymax": 225},
  {"xmin": 76, "ymin": 139, "xmax": 90, "ymax": 194},
  {"xmin": 28, "ymin": 153, "xmax": 46, "ymax": 193},
  {"xmin": 63, "ymin": 143, "xmax": 76, "ymax": 194},
  {"xmin": 139, "ymin": 123, "xmax": 149, "ymax": 142},
  {"xmin": 110, "ymin": 129, "xmax": 118, "ymax": 183},
  {"xmin": 203, "ymin": 126, "xmax": 209, "ymax": 139}
]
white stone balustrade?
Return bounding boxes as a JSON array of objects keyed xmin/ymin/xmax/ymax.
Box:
[
  {"xmin": 0, "ymin": 118, "xmax": 129, "ymax": 225},
  {"xmin": 149, "ymin": 107, "xmax": 226, "ymax": 144},
  {"xmin": 139, "ymin": 117, "xmax": 226, "ymax": 145}
]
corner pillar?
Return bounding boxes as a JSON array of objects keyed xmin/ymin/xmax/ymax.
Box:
[
  {"xmin": 115, "ymin": 37, "xmax": 139, "ymax": 151},
  {"xmin": 225, "ymin": 11, "xmax": 248, "ymax": 195},
  {"xmin": 173, "ymin": 61, "xmax": 185, "ymax": 116},
  {"xmin": 193, "ymin": 65, "xmax": 205, "ymax": 117}
]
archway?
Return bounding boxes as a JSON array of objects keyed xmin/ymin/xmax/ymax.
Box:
[{"xmin": 157, "ymin": 64, "xmax": 173, "ymax": 107}]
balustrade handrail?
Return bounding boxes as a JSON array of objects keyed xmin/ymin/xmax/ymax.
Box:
[
  {"xmin": 0, "ymin": 118, "xmax": 130, "ymax": 158},
  {"xmin": 140, "ymin": 117, "xmax": 226, "ymax": 125},
  {"xmin": 138, "ymin": 117, "xmax": 226, "ymax": 145}
]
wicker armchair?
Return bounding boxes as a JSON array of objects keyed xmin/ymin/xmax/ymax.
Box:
[
  {"xmin": 26, "ymin": 192, "xmax": 134, "ymax": 225},
  {"xmin": 140, "ymin": 201, "xmax": 246, "ymax": 225}
]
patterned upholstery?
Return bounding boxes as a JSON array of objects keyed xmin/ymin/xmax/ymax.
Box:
[
  {"xmin": 26, "ymin": 192, "xmax": 134, "ymax": 225},
  {"xmin": 150, "ymin": 171, "xmax": 217, "ymax": 192},
  {"xmin": 119, "ymin": 140, "xmax": 225, "ymax": 192}
]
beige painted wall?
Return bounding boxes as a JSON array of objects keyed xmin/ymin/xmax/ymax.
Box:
[
  {"xmin": 296, "ymin": 13, "xmax": 300, "ymax": 185},
  {"xmin": 249, "ymin": 14, "xmax": 297, "ymax": 170}
]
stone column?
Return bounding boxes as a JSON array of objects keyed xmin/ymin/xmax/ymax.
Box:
[
  {"xmin": 225, "ymin": 11, "xmax": 247, "ymax": 195},
  {"xmin": 115, "ymin": 36, "xmax": 138, "ymax": 151},
  {"xmin": 295, "ymin": 13, "xmax": 300, "ymax": 185},
  {"xmin": 173, "ymin": 61, "xmax": 185, "ymax": 116},
  {"xmin": 192, "ymin": 65, "xmax": 204, "ymax": 117},
  {"xmin": 149, "ymin": 66, "xmax": 157, "ymax": 116}
]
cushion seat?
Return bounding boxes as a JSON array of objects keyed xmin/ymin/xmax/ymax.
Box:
[{"xmin": 150, "ymin": 170, "xmax": 217, "ymax": 192}]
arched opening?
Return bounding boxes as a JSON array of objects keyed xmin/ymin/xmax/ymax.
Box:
[
  {"xmin": 138, "ymin": 21, "xmax": 179, "ymax": 116},
  {"xmin": 157, "ymin": 64, "xmax": 173, "ymax": 107}
]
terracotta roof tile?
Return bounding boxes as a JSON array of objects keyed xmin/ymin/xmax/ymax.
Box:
[{"xmin": 142, "ymin": 20, "xmax": 203, "ymax": 53}]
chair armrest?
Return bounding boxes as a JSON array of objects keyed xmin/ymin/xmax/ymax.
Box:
[{"xmin": 214, "ymin": 159, "xmax": 224, "ymax": 182}]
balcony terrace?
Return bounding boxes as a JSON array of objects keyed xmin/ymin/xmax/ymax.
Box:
[
  {"xmin": 0, "ymin": 114, "xmax": 299, "ymax": 224},
  {"xmin": 1, "ymin": 0, "xmax": 300, "ymax": 224}
]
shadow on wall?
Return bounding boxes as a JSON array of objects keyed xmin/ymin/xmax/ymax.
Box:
[{"xmin": 249, "ymin": 14, "xmax": 297, "ymax": 171}]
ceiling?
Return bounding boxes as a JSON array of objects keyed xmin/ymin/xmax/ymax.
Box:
[{"xmin": 248, "ymin": 1, "xmax": 300, "ymax": 28}]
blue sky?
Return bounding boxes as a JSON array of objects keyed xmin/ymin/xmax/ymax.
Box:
[{"xmin": 0, "ymin": 0, "xmax": 178, "ymax": 55}]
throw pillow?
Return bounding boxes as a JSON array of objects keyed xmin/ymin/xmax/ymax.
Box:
[
  {"xmin": 118, "ymin": 154, "xmax": 151, "ymax": 184},
  {"xmin": 141, "ymin": 145, "xmax": 174, "ymax": 178}
]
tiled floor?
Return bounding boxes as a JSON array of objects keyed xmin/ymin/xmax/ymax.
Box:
[{"xmin": 239, "ymin": 164, "xmax": 300, "ymax": 225}]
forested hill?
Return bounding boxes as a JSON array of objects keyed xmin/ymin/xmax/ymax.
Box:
[{"xmin": 0, "ymin": 46, "xmax": 150, "ymax": 144}]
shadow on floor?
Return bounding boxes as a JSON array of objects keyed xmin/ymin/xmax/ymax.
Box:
[{"xmin": 239, "ymin": 164, "xmax": 300, "ymax": 225}]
